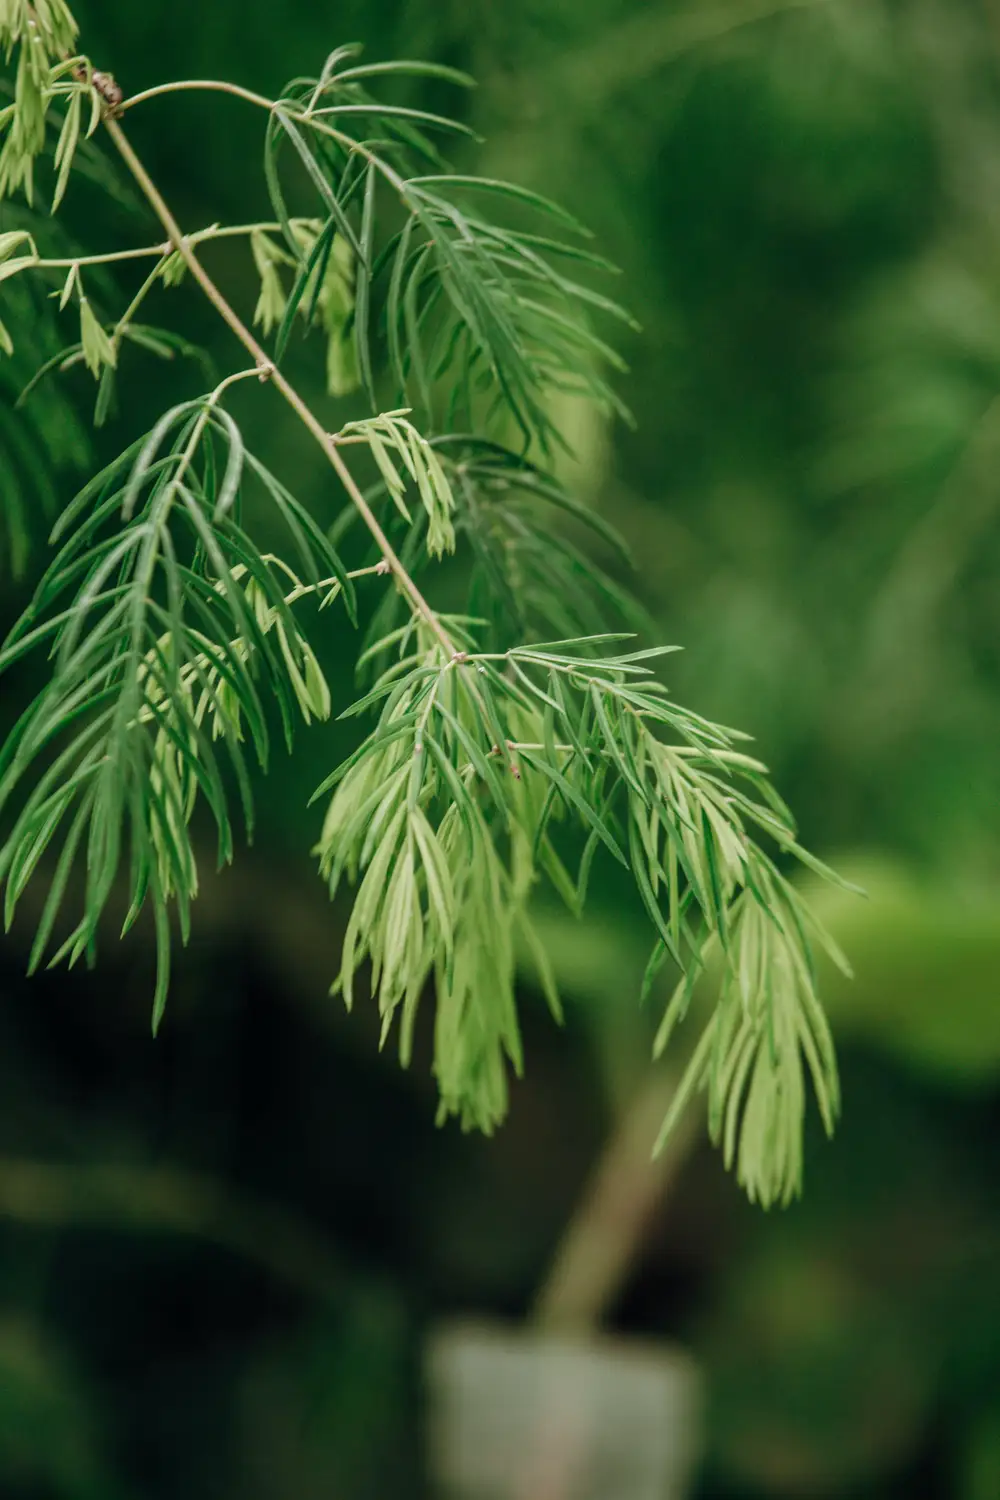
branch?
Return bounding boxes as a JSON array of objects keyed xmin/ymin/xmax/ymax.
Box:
[{"xmin": 100, "ymin": 116, "xmax": 456, "ymax": 657}]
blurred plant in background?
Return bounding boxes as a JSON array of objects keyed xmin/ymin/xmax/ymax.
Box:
[{"xmin": 1, "ymin": 2, "xmax": 999, "ymax": 1498}]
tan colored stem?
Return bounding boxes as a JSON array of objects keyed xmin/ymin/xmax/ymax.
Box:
[
  {"xmin": 35, "ymin": 243, "xmax": 169, "ymax": 267},
  {"xmin": 533, "ymin": 1071, "xmax": 699, "ymax": 1333},
  {"xmin": 517, "ymin": 1074, "xmax": 700, "ymax": 1500},
  {"xmin": 121, "ymin": 78, "xmax": 275, "ymax": 114}
]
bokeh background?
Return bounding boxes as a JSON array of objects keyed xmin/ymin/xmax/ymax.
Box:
[{"xmin": 2, "ymin": 1, "xmax": 1000, "ymax": 1495}]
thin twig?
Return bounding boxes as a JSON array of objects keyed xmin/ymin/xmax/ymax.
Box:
[
  {"xmin": 33, "ymin": 243, "xmax": 170, "ymax": 267},
  {"xmin": 120, "ymin": 78, "xmax": 275, "ymax": 114}
]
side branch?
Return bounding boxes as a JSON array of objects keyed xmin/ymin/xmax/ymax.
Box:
[{"xmin": 100, "ymin": 116, "xmax": 455, "ymax": 656}]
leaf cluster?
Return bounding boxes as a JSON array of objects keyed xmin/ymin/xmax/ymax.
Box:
[
  {"xmin": 311, "ymin": 626, "xmax": 847, "ymax": 1202},
  {"xmin": 337, "ymin": 409, "xmax": 456, "ymax": 557},
  {"xmin": 0, "ymin": 389, "xmax": 346, "ymax": 1029},
  {"xmin": 0, "ymin": 1, "xmax": 92, "ymax": 205},
  {"xmin": 315, "ymin": 620, "xmax": 554, "ymax": 1132},
  {"xmin": 261, "ymin": 48, "xmax": 636, "ymax": 447},
  {"xmin": 0, "ymin": 36, "xmax": 851, "ymax": 1206}
]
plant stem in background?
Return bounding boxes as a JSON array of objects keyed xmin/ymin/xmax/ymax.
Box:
[{"xmin": 533, "ymin": 1074, "xmax": 699, "ymax": 1333}]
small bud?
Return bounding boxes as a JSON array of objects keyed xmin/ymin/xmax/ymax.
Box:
[
  {"xmin": 159, "ymin": 250, "xmax": 187, "ymax": 288},
  {"xmin": 91, "ymin": 71, "xmax": 123, "ymax": 117},
  {"xmin": 250, "ymin": 230, "xmax": 291, "ymax": 337},
  {"xmin": 78, "ymin": 296, "xmax": 117, "ymax": 379}
]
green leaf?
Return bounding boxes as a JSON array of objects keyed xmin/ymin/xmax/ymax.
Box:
[
  {"xmin": 354, "ymin": 161, "xmax": 377, "ymax": 407},
  {"xmin": 409, "ymin": 176, "xmax": 592, "ymax": 235},
  {"xmin": 78, "ymin": 297, "xmax": 116, "ymax": 379},
  {"xmin": 518, "ymin": 747, "xmax": 626, "ymax": 865}
]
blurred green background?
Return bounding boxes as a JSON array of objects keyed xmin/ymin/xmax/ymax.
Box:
[{"xmin": 2, "ymin": 1, "xmax": 1000, "ymax": 1495}]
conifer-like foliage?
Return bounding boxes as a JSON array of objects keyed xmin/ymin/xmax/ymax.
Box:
[{"xmin": 0, "ymin": 2, "xmax": 852, "ymax": 1205}]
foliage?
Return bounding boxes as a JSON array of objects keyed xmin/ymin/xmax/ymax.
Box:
[
  {"xmin": 0, "ymin": 215, "xmax": 90, "ymax": 573},
  {"xmin": 0, "ymin": 4, "xmax": 849, "ymax": 1205}
]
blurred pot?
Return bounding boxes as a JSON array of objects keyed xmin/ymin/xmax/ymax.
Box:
[{"xmin": 425, "ymin": 1320, "xmax": 702, "ymax": 1500}]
